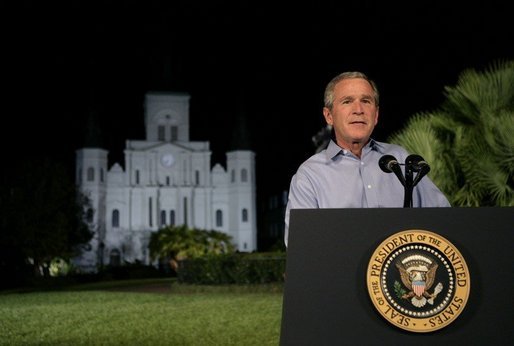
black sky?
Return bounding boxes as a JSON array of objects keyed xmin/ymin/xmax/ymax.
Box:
[{"xmin": 5, "ymin": 0, "xmax": 514, "ymax": 201}]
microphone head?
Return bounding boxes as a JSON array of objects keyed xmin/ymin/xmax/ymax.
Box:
[
  {"xmin": 405, "ymin": 154, "xmax": 430, "ymax": 172},
  {"xmin": 405, "ymin": 154, "xmax": 424, "ymax": 164},
  {"xmin": 379, "ymin": 155, "xmax": 398, "ymax": 173}
]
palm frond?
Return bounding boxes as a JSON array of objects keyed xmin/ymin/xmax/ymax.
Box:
[
  {"xmin": 389, "ymin": 113, "xmax": 458, "ymax": 196},
  {"xmin": 387, "ymin": 59, "xmax": 514, "ymax": 206}
]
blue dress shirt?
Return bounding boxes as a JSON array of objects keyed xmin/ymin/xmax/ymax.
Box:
[{"xmin": 284, "ymin": 139, "xmax": 451, "ymax": 246}]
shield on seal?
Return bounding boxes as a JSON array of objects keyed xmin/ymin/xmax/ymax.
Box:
[{"xmin": 412, "ymin": 280, "xmax": 425, "ymax": 297}]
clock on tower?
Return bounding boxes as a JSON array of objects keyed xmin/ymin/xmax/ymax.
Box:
[{"xmin": 160, "ymin": 153, "xmax": 175, "ymax": 167}]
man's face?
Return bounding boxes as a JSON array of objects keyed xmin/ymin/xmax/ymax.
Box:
[{"xmin": 323, "ymin": 78, "xmax": 379, "ymax": 149}]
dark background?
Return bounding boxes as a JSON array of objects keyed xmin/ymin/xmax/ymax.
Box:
[{"xmin": 5, "ymin": 0, "xmax": 513, "ymax": 203}]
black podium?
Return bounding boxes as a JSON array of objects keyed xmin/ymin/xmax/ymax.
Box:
[{"xmin": 280, "ymin": 207, "xmax": 513, "ymax": 345}]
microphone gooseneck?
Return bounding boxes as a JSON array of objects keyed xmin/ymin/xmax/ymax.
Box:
[{"xmin": 379, "ymin": 155, "xmax": 406, "ymax": 186}]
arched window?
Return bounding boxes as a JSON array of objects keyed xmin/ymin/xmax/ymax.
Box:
[
  {"xmin": 171, "ymin": 126, "xmax": 178, "ymax": 141},
  {"xmin": 100, "ymin": 168, "xmax": 104, "ymax": 182},
  {"xmin": 195, "ymin": 170, "xmax": 200, "ymax": 185},
  {"xmin": 216, "ymin": 209, "xmax": 223, "ymax": 227},
  {"xmin": 158, "ymin": 125, "xmax": 165, "ymax": 141},
  {"xmin": 87, "ymin": 167, "xmax": 95, "ymax": 181},
  {"xmin": 241, "ymin": 168, "xmax": 248, "ymax": 182},
  {"xmin": 148, "ymin": 197, "xmax": 153, "ymax": 227},
  {"xmin": 160, "ymin": 210, "xmax": 166, "ymax": 226},
  {"xmin": 169, "ymin": 210, "xmax": 175, "ymax": 226},
  {"xmin": 231, "ymin": 169, "xmax": 235, "ymax": 182},
  {"xmin": 183, "ymin": 197, "xmax": 188, "ymax": 226},
  {"xmin": 112, "ymin": 209, "xmax": 120, "ymax": 228},
  {"xmin": 242, "ymin": 208, "xmax": 248, "ymax": 222}
]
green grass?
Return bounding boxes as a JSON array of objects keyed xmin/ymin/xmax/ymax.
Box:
[{"xmin": 0, "ymin": 278, "xmax": 284, "ymax": 345}]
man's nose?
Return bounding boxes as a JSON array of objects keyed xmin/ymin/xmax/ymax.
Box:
[{"xmin": 352, "ymin": 102, "xmax": 364, "ymax": 114}]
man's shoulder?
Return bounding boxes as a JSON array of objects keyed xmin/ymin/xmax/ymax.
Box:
[
  {"xmin": 295, "ymin": 150, "xmax": 328, "ymax": 174},
  {"xmin": 301, "ymin": 150, "xmax": 327, "ymax": 165},
  {"xmin": 373, "ymin": 140, "xmax": 409, "ymax": 156}
]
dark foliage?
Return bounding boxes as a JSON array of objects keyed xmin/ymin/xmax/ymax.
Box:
[
  {"xmin": 178, "ymin": 252, "xmax": 286, "ymax": 285},
  {"xmin": 0, "ymin": 157, "xmax": 93, "ymax": 288}
]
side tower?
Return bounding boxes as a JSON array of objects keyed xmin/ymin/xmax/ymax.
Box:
[
  {"xmin": 226, "ymin": 150, "xmax": 257, "ymax": 251},
  {"xmin": 74, "ymin": 148, "xmax": 109, "ymax": 271}
]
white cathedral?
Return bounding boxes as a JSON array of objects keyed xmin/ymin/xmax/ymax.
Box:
[{"xmin": 73, "ymin": 92, "xmax": 257, "ymax": 272}]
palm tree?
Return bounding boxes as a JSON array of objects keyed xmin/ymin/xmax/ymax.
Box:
[{"xmin": 388, "ymin": 60, "xmax": 514, "ymax": 206}]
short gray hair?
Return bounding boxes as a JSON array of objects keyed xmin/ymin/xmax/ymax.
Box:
[{"xmin": 323, "ymin": 71, "xmax": 380, "ymax": 109}]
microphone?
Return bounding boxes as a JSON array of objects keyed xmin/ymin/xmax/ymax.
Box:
[
  {"xmin": 379, "ymin": 155, "xmax": 406, "ymax": 186},
  {"xmin": 405, "ymin": 154, "xmax": 430, "ymax": 172},
  {"xmin": 379, "ymin": 155, "xmax": 398, "ymax": 173},
  {"xmin": 406, "ymin": 154, "xmax": 431, "ymax": 186}
]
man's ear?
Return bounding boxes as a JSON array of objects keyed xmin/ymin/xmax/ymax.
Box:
[{"xmin": 323, "ymin": 107, "xmax": 333, "ymax": 125}]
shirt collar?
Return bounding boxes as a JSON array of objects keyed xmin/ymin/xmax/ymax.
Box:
[
  {"xmin": 325, "ymin": 138, "xmax": 385, "ymax": 160},
  {"xmin": 368, "ymin": 139, "xmax": 386, "ymax": 154}
]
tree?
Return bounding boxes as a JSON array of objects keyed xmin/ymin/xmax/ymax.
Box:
[
  {"xmin": 148, "ymin": 225, "xmax": 235, "ymax": 272},
  {"xmin": 388, "ymin": 60, "xmax": 514, "ymax": 206},
  {"xmin": 0, "ymin": 157, "xmax": 93, "ymax": 283}
]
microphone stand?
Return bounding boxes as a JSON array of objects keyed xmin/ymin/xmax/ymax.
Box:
[
  {"xmin": 379, "ymin": 154, "xmax": 429, "ymax": 208},
  {"xmin": 403, "ymin": 163, "xmax": 414, "ymax": 208}
]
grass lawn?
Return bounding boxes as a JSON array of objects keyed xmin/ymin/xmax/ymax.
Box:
[{"xmin": 0, "ymin": 278, "xmax": 284, "ymax": 345}]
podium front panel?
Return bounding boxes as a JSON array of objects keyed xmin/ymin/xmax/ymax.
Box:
[{"xmin": 280, "ymin": 207, "xmax": 513, "ymax": 345}]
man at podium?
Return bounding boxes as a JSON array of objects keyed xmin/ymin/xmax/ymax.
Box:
[{"xmin": 284, "ymin": 71, "xmax": 450, "ymax": 247}]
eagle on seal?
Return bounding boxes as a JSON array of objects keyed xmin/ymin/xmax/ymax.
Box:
[{"xmin": 396, "ymin": 254, "xmax": 443, "ymax": 308}]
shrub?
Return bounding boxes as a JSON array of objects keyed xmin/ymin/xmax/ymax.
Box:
[{"xmin": 178, "ymin": 252, "xmax": 286, "ymax": 285}]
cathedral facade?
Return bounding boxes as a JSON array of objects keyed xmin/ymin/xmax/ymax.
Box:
[{"xmin": 74, "ymin": 92, "xmax": 257, "ymax": 272}]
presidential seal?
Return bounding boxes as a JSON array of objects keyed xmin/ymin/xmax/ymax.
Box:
[{"xmin": 366, "ymin": 230, "xmax": 470, "ymax": 333}]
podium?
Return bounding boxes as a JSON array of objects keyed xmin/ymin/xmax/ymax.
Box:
[{"xmin": 280, "ymin": 207, "xmax": 513, "ymax": 345}]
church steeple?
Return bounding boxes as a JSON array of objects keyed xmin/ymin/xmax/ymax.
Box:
[
  {"xmin": 229, "ymin": 97, "xmax": 252, "ymax": 150},
  {"xmin": 144, "ymin": 92, "xmax": 191, "ymax": 142},
  {"xmin": 84, "ymin": 110, "xmax": 104, "ymax": 148},
  {"xmin": 83, "ymin": 89, "xmax": 105, "ymax": 148}
]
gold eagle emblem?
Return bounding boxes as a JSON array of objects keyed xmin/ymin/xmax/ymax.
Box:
[{"xmin": 396, "ymin": 254, "xmax": 443, "ymax": 308}]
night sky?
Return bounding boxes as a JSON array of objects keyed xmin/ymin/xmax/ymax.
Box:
[{"xmin": 6, "ymin": 1, "xmax": 514, "ymax": 202}]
